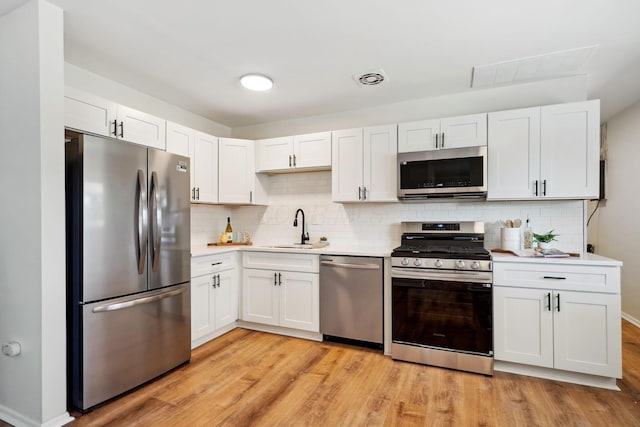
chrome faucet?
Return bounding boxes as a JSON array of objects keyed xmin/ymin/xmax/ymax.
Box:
[{"xmin": 293, "ymin": 209, "xmax": 310, "ymax": 245}]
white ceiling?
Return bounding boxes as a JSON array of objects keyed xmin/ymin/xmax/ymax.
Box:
[{"xmin": 4, "ymin": 0, "xmax": 640, "ymax": 127}]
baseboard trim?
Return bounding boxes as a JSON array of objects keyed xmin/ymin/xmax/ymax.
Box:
[
  {"xmin": 237, "ymin": 321, "xmax": 322, "ymax": 342},
  {"xmin": 622, "ymin": 312, "xmax": 640, "ymax": 328},
  {"xmin": 495, "ymin": 360, "xmax": 620, "ymax": 391},
  {"xmin": 191, "ymin": 322, "xmax": 238, "ymax": 349},
  {"xmin": 0, "ymin": 404, "xmax": 73, "ymax": 427}
]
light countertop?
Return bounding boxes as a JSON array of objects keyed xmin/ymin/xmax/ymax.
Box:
[
  {"xmin": 490, "ymin": 251, "xmax": 623, "ymax": 267},
  {"xmin": 192, "ymin": 244, "xmax": 622, "ymax": 267},
  {"xmin": 191, "ymin": 243, "xmax": 394, "ymax": 258}
]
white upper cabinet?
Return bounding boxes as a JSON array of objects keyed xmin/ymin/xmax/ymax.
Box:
[
  {"xmin": 256, "ymin": 136, "xmax": 293, "ymax": 171},
  {"xmin": 65, "ymin": 86, "xmax": 116, "ymax": 136},
  {"xmin": 64, "ymin": 87, "xmax": 166, "ymax": 150},
  {"xmin": 398, "ymin": 113, "xmax": 487, "ymax": 153},
  {"xmin": 218, "ymin": 138, "xmax": 265, "ymax": 204},
  {"xmin": 116, "ymin": 105, "xmax": 166, "ymax": 150},
  {"xmin": 166, "ymin": 123, "xmax": 218, "ymax": 203},
  {"xmin": 540, "ymin": 101, "xmax": 600, "ymax": 199},
  {"xmin": 256, "ymin": 131, "xmax": 331, "ymax": 173},
  {"xmin": 332, "ymin": 125, "xmax": 398, "ymax": 202},
  {"xmin": 487, "ymin": 107, "xmax": 541, "ymax": 199},
  {"xmin": 292, "ymin": 132, "xmax": 331, "ymax": 170},
  {"xmin": 166, "ymin": 121, "xmax": 195, "ymax": 158},
  {"xmin": 193, "ymin": 132, "xmax": 218, "ymax": 204},
  {"xmin": 488, "ymin": 100, "xmax": 599, "ymax": 200}
]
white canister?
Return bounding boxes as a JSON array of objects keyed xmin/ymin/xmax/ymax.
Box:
[{"xmin": 500, "ymin": 227, "xmax": 521, "ymax": 251}]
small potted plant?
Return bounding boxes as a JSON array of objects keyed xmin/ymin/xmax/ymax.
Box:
[{"xmin": 533, "ymin": 230, "xmax": 558, "ymax": 250}]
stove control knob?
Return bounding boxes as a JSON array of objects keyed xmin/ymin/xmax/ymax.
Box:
[
  {"xmin": 401, "ymin": 258, "xmax": 409, "ymax": 266},
  {"xmin": 471, "ymin": 261, "xmax": 481, "ymax": 270},
  {"xmin": 456, "ymin": 260, "xmax": 466, "ymax": 269},
  {"xmin": 434, "ymin": 259, "xmax": 443, "ymax": 268},
  {"xmin": 413, "ymin": 259, "xmax": 422, "ymax": 266}
]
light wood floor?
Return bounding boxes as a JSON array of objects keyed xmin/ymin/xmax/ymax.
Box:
[{"xmin": 3, "ymin": 321, "xmax": 639, "ymax": 427}]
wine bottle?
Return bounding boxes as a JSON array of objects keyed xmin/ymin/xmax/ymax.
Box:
[{"xmin": 225, "ymin": 217, "xmax": 233, "ymax": 243}]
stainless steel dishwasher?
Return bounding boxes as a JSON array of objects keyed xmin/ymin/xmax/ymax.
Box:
[{"xmin": 320, "ymin": 255, "xmax": 383, "ymax": 348}]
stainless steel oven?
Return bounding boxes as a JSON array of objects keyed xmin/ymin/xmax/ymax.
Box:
[
  {"xmin": 398, "ymin": 146, "xmax": 487, "ymax": 199},
  {"xmin": 391, "ymin": 222, "xmax": 493, "ymax": 375}
]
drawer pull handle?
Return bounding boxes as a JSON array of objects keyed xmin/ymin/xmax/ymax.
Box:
[
  {"xmin": 543, "ymin": 276, "xmax": 566, "ymax": 280},
  {"xmin": 211, "ymin": 262, "xmax": 222, "ymax": 266}
]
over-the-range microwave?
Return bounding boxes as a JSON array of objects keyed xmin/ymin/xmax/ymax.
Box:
[{"xmin": 397, "ymin": 146, "xmax": 487, "ymax": 200}]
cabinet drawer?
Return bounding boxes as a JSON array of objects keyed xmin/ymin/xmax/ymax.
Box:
[
  {"xmin": 493, "ymin": 262, "xmax": 620, "ymax": 294},
  {"xmin": 242, "ymin": 251, "xmax": 319, "ymax": 273},
  {"xmin": 192, "ymin": 252, "xmax": 237, "ymax": 277}
]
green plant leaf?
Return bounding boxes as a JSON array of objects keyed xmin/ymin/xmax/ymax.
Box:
[{"xmin": 532, "ymin": 230, "xmax": 558, "ymax": 243}]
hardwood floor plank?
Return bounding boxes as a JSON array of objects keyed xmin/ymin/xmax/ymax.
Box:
[{"xmin": 5, "ymin": 319, "xmax": 631, "ymax": 427}]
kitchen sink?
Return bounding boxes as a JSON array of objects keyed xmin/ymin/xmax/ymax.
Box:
[{"xmin": 261, "ymin": 243, "xmax": 315, "ymax": 249}]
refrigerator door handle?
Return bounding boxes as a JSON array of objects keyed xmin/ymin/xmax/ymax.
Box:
[
  {"xmin": 150, "ymin": 171, "xmax": 162, "ymax": 272},
  {"xmin": 136, "ymin": 169, "xmax": 148, "ymax": 274},
  {"xmin": 92, "ymin": 287, "xmax": 185, "ymax": 313}
]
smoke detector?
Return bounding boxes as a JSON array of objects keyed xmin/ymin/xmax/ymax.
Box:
[{"xmin": 353, "ymin": 68, "xmax": 388, "ymax": 87}]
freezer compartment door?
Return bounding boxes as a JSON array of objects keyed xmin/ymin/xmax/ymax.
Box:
[
  {"xmin": 75, "ymin": 283, "xmax": 191, "ymax": 410},
  {"xmin": 148, "ymin": 149, "xmax": 191, "ymax": 290}
]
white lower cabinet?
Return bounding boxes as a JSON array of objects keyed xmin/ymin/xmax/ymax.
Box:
[
  {"xmin": 242, "ymin": 252, "xmax": 319, "ymax": 333},
  {"xmin": 191, "ymin": 252, "xmax": 238, "ymax": 347},
  {"xmin": 493, "ymin": 260, "xmax": 622, "ymax": 380}
]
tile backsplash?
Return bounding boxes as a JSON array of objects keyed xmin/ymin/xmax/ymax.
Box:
[{"xmin": 192, "ymin": 171, "xmax": 586, "ymax": 252}]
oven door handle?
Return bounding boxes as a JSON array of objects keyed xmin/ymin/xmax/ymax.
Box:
[{"xmin": 391, "ymin": 267, "xmax": 492, "ymax": 284}]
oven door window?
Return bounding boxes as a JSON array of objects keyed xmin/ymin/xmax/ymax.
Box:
[{"xmin": 392, "ymin": 278, "xmax": 492, "ymax": 355}]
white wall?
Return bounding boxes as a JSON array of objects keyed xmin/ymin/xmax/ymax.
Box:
[
  {"xmin": 587, "ymin": 100, "xmax": 640, "ymax": 325},
  {"xmin": 0, "ymin": 1, "xmax": 71, "ymax": 426},
  {"xmin": 188, "ymin": 172, "xmax": 586, "ymax": 253},
  {"xmin": 232, "ymin": 75, "xmax": 587, "ymax": 139},
  {"xmin": 65, "ymin": 62, "xmax": 232, "ymax": 138}
]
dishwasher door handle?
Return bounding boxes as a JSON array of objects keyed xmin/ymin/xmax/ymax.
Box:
[{"xmin": 321, "ymin": 260, "xmax": 380, "ymax": 270}]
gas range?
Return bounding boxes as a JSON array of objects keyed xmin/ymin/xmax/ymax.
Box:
[{"xmin": 391, "ymin": 221, "xmax": 492, "ymax": 272}]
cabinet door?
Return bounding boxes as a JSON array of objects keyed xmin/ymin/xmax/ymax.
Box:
[
  {"xmin": 64, "ymin": 86, "xmax": 116, "ymax": 137},
  {"xmin": 363, "ymin": 125, "xmax": 398, "ymax": 202},
  {"xmin": 487, "ymin": 107, "xmax": 541, "ymax": 200},
  {"xmin": 214, "ymin": 269, "xmax": 238, "ymax": 329},
  {"xmin": 166, "ymin": 121, "xmax": 195, "ymax": 158},
  {"xmin": 242, "ymin": 269, "xmax": 279, "ymax": 326},
  {"xmin": 493, "ymin": 287, "xmax": 554, "ymax": 368},
  {"xmin": 293, "ymin": 132, "xmax": 331, "ymax": 170},
  {"xmin": 332, "ymin": 128, "xmax": 364, "ymax": 202},
  {"xmin": 440, "ymin": 113, "xmax": 487, "ymax": 149},
  {"xmin": 279, "ymin": 272, "xmax": 319, "ymax": 332},
  {"xmin": 191, "ymin": 275, "xmax": 215, "ymax": 341},
  {"xmin": 398, "ymin": 119, "xmax": 439, "ymax": 152},
  {"xmin": 193, "ymin": 132, "xmax": 218, "ymax": 203},
  {"xmin": 256, "ymin": 136, "xmax": 293, "ymax": 172},
  {"xmin": 553, "ymin": 290, "xmax": 622, "ymax": 378},
  {"xmin": 540, "ymin": 100, "xmax": 600, "ymax": 199},
  {"xmin": 116, "ymin": 105, "xmax": 166, "ymax": 150},
  {"xmin": 218, "ymin": 138, "xmax": 255, "ymax": 204}
]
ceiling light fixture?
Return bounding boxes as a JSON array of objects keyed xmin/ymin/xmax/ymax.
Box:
[{"xmin": 240, "ymin": 74, "xmax": 273, "ymax": 91}]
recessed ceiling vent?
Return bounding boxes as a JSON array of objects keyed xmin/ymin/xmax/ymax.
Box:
[
  {"xmin": 471, "ymin": 45, "xmax": 598, "ymax": 89},
  {"xmin": 353, "ymin": 68, "xmax": 388, "ymax": 87}
]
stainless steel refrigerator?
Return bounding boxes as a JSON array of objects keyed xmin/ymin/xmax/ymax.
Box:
[{"xmin": 65, "ymin": 131, "xmax": 191, "ymax": 411}]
